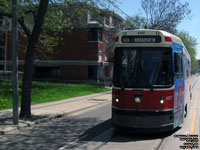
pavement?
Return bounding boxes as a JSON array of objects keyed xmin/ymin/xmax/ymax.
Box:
[{"xmin": 0, "ymin": 91, "xmax": 112, "ymax": 135}]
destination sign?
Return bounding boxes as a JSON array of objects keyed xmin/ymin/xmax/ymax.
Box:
[{"xmin": 121, "ymin": 36, "xmax": 161, "ymax": 43}]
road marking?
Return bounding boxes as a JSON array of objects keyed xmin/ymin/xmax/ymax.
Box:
[
  {"xmin": 188, "ymin": 84, "xmax": 199, "ymax": 150},
  {"xmin": 195, "ymin": 101, "xmax": 198, "ymax": 109},
  {"xmin": 190, "ymin": 85, "xmax": 199, "ymax": 135}
]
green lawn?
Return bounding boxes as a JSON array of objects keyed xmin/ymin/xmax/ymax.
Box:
[{"xmin": 0, "ymin": 80, "xmax": 110, "ymax": 110}]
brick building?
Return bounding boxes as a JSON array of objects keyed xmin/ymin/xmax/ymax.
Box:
[{"xmin": 0, "ymin": 6, "xmax": 123, "ymax": 82}]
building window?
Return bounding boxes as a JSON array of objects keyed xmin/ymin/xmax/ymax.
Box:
[
  {"xmin": 0, "ymin": 34, "xmax": 5, "ymax": 60},
  {"xmin": 99, "ymin": 46, "xmax": 102, "ymax": 61},
  {"xmin": 88, "ymin": 28, "xmax": 102, "ymax": 42},
  {"xmin": 0, "ymin": 16, "xmax": 3, "ymax": 26},
  {"xmin": 0, "ymin": 47, "xmax": 4, "ymax": 60},
  {"xmin": 88, "ymin": 28, "xmax": 97, "ymax": 41},
  {"xmin": 105, "ymin": 33, "xmax": 109, "ymax": 42},
  {"xmin": 98, "ymin": 30, "xmax": 102, "ymax": 41},
  {"xmin": 105, "ymin": 48, "xmax": 108, "ymax": 61},
  {"xmin": 35, "ymin": 67, "xmax": 60, "ymax": 78},
  {"xmin": 105, "ymin": 16, "xmax": 110, "ymax": 25},
  {"xmin": 51, "ymin": 68, "xmax": 60, "ymax": 77},
  {"xmin": 88, "ymin": 66, "xmax": 97, "ymax": 80}
]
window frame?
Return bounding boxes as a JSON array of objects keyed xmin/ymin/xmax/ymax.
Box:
[
  {"xmin": 174, "ymin": 52, "xmax": 183, "ymax": 74},
  {"xmin": 88, "ymin": 28, "xmax": 103, "ymax": 42}
]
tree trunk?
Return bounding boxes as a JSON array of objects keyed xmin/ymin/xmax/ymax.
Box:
[{"xmin": 19, "ymin": 0, "xmax": 49, "ymax": 118}]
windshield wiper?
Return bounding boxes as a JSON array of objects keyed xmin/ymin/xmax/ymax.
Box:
[
  {"xmin": 120, "ymin": 77, "xmax": 128, "ymax": 90},
  {"xmin": 150, "ymin": 84, "xmax": 154, "ymax": 91}
]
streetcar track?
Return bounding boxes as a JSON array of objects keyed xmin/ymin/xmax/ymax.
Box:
[
  {"xmin": 154, "ymin": 138, "xmax": 166, "ymax": 150},
  {"xmin": 192, "ymin": 77, "xmax": 198, "ymax": 89},
  {"xmin": 93, "ymin": 128, "xmax": 117, "ymax": 150},
  {"xmin": 58, "ymin": 128, "xmax": 115, "ymax": 150}
]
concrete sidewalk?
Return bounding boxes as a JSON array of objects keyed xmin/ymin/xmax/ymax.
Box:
[{"xmin": 0, "ymin": 91, "xmax": 112, "ymax": 135}]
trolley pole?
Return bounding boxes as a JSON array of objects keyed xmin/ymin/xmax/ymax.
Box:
[{"xmin": 12, "ymin": 0, "xmax": 19, "ymax": 125}]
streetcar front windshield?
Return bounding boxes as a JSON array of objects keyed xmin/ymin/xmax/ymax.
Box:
[{"xmin": 113, "ymin": 47, "xmax": 173, "ymax": 88}]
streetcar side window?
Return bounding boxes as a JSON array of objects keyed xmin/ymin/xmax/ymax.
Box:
[{"xmin": 174, "ymin": 53, "xmax": 183, "ymax": 73}]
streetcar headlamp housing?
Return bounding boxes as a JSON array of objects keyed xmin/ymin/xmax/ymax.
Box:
[
  {"xmin": 160, "ymin": 96, "xmax": 164, "ymax": 104},
  {"xmin": 134, "ymin": 96, "xmax": 141, "ymax": 103}
]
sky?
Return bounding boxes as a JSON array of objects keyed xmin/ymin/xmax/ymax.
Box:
[{"xmin": 117, "ymin": 0, "xmax": 200, "ymax": 59}]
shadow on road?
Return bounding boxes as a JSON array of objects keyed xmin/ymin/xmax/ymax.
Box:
[
  {"xmin": 109, "ymin": 126, "xmax": 181, "ymax": 143},
  {"xmin": 0, "ymin": 112, "xmax": 181, "ymax": 150},
  {"xmin": 0, "ymin": 116, "xmax": 110, "ymax": 150}
]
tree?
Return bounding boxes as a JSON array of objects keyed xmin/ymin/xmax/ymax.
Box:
[
  {"xmin": 0, "ymin": 0, "xmax": 120, "ymax": 118},
  {"xmin": 141, "ymin": 0, "xmax": 191, "ymax": 33},
  {"xmin": 176, "ymin": 31, "xmax": 198, "ymax": 73},
  {"xmin": 124, "ymin": 15, "xmax": 146, "ymax": 29}
]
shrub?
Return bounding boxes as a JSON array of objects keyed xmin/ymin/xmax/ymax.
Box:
[{"xmin": 0, "ymin": 97, "xmax": 9, "ymax": 110}]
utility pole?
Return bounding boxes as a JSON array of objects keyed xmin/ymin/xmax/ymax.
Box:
[{"xmin": 12, "ymin": 0, "xmax": 18, "ymax": 125}]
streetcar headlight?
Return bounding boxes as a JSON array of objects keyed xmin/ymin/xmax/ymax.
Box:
[
  {"xmin": 160, "ymin": 96, "xmax": 164, "ymax": 104},
  {"xmin": 135, "ymin": 97, "xmax": 141, "ymax": 103},
  {"xmin": 160, "ymin": 99, "xmax": 164, "ymax": 104},
  {"xmin": 116, "ymin": 98, "xmax": 119, "ymax": 103}
]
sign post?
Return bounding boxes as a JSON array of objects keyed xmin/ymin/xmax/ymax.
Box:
[{"xmin": 12, "ymin": 0, "xmax": 19, "ymax": 125}]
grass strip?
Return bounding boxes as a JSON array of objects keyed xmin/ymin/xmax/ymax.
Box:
[{"xmin": 0, "ymin": 80, "xmax": 110, "ymax": 110}]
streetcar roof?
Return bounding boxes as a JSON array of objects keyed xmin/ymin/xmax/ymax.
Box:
[
  {"xmin": 115, "ymin": 29, "xmax": 191, "ymax": 61},
  {"xmin": 116, "ymin": 29, "xmax": 184, "ymax": 45}
]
